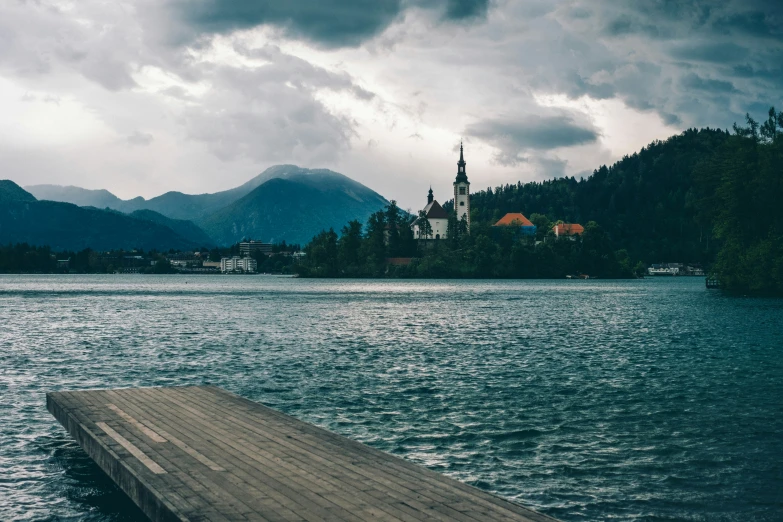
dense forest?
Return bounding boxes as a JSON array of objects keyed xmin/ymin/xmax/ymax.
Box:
[
  {"xmin": 298, "ymin": 108, "xmax": 783, "ymax": 294},
  {"xmin": 298, "ymin": 202, "xmax": 638, "ymax": 279},
  {"xmin": 461, "ymin": 127, "xmax": 731, "ymax": 266},
  {"xmin": 697, "ymin": 109, "xmax": 783, "ymax": 295},
  {"xmin": 0, "ymin": 244, "xmax": 176, "ymax": 274}
]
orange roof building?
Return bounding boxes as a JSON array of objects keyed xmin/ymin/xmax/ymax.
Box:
[
  {"xmin": 553, "ymin": 223, "xmax": 585, "ymax": 237},
  {"xmin": 492, "ymin": 213, "xmax": 537, "ymax": 237},
  {"xmin": 493, "ymin": 213, "xmax": 534, "ymax": 227}
]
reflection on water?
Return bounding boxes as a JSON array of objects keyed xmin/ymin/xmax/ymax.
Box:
[{"xmin": 1, "ymin": 275, "xmax": 782, "ymax": 521}]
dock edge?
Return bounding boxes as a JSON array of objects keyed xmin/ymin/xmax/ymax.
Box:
[{"xmin": 47, "ymin": 391, "xmax": 187, "ymax": 522}]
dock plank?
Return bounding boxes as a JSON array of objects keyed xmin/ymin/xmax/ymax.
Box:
[{"xmin": 47, "ymin": 386, "xmax": 559, "ymax": 522}]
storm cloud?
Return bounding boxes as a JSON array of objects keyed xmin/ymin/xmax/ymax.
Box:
[
  {"xmin": 175, "ymin": 0, "xmax": 490, "ymax": 48},
  {"xmin": 0, "ymin": 0, "xmax": 781, "ymax": 207},
  {"xmin": 465, "ymin": 115, "xmax": 599, "ymax": 166}
]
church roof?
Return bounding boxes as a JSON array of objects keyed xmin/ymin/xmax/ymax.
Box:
[
  {"xmin": 494, "ymin": 213, "xmax": 534, "ymax": 227},
  {"xmin": 423, "ymin": 200, "xmax": 449, "ymax": 219}
]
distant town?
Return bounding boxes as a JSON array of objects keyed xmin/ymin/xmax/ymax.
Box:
[
  {"xmin": 0, "ymin": 240, "xmax": 303, "ymax": 275},
  {"xmin": 128, "ymin": 240, "xmax": 305, "ymax": 274}
]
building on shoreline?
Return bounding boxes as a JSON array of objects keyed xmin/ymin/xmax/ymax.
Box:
[
  {"xmin": 240, "ymin": 241, "xmax": 273, "ymax": 257},
  {"xmin": 648, "ymin": 263, "xmax": 705, "ymax": 276},
  {"xmin": 220, "ymin": 256, "xmax": 257, "ymax": 273}
]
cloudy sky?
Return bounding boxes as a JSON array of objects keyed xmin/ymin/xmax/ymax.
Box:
[{"xmin": 2, "ymin": 0, "xmax": 781, "ymax": 210}]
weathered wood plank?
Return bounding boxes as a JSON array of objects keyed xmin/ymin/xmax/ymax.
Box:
[
  {"xmin": 167, "ymin": 388, "xmax": 534, "ymax": 522},
  {"xmin": 47, "ymin": 386, "xmax": 559, "ymax": 522}
]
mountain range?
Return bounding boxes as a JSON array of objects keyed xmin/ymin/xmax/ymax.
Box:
[
  {"xmin": 13, "ymin": 166, "xmax": 388, "ymax": 250},
  {"xmin": 0, "ymin": 182, "xmax": 200, "ymax": 251}
]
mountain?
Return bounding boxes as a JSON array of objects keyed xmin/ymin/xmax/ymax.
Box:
[
  {"xmin": 0, "ymin": 180, "xmax": 37, "ymax": 202},
  {"xmin": 25, "ymin": 165, "xmax": 301, "ymax": 221},
  {"xmin": 24, "ymin": 165, "xmax": 389, "ymax": 246},
  {"xmin": 200, "ymin": 170, "xmax": 389, "ymax": 245},
  {"xmin": 24, "ymin": 184, "xmax": 138, "ymax": 210},
  {"xmin": 135, "ymin": 166, "xmax": 292, "ymax": 220},
  {"xmin": 127, "ymin": 210, "xmax": 214, "ymax": 247},
  {"xmin": 24, "ymin": 183, "xmax": 238, "ymax": 219},
  {"xmin": 0, "ymin": 181, "xmax": 198, "ymax": 251}
]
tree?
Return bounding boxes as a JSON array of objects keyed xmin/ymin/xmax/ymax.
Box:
[
  {"xmin": 362, "ymin": 210, "xmax": 387, "ymax": 275},
  {"xmin": 529, "ymin": 213, "xmax": 552, "ymax": 241},
  {"xmin": 305, "ymin": 229, "xmax": 339, "ymax": 277},
  {"xmin": 152, "ymin": 258, "xmax": 172, "ymax": 274},
  {"xmin": 398, "ymin": 220, "xmax": 417, "ymax": 257},
  {"xmin": 707, "ymin": 108, "xmax": 783, "ymax": 294},
  {"xmin": 759, "ymin": 107, "xmax": 781, "ymax": 143},
  {"xmin": 417, "ymin": 210, "xmax": 433, "ymax": 240},
  {"xmin": 580, "ymin": 221, "xmax": 623, "ymax": 278},
  {"xmin": 385, "ymin": 201, "xmax": 402, "ymax": 256},
  {"xmin": 338, "ymin": 220, "xmax": 363, "ymax": 274}
]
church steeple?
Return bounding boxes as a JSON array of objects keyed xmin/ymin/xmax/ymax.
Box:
[
  {"xmin": 455, "ymin": 141, "xmax": 468, "ymax": 183},
  {"xmin": 453, "ymin": 141, "xmax": 471, "ymax": 233},
  {"xmin": 427, "ymin": 186, "xmax": 434, "ymax": 204}
]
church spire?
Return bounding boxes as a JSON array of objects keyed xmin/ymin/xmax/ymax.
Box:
[
  {"xmin": 455, "ymin": 141, "xmax": 468, "ymax": 183},
  {"xmin": 427, "ymin": 186, "xmax": 434, "ymax": 204}
]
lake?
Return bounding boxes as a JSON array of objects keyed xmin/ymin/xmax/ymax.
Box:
[{"xmin": 1, "ymin": 275, "xmax": 781, "ymax": 521}]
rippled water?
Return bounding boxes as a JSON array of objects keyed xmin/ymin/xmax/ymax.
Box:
[{"xmin": 1, "ymin": 275, "xmax": 782, "ymax": 521}]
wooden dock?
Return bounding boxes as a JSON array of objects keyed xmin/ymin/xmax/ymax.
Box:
[{"xmin": 47, "ymin": 386, "xmax": 558, "ymax": 522}]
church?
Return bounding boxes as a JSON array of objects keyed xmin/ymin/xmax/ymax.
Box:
[{"xmin": 411, "ymin": 143, "xmax": 471, "ymax": 240}]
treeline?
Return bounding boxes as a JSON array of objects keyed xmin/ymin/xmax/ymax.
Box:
[
  {"xmin": 0, "ymin": 243, "xmax": 61, "ymax": 273},
  {"xmin": 0, "ymin": 244, "xmax": 175, "ymax": 274},
  {"xmin": 298, "ymin": 202, "xmax": 416, "ymax": 277},
  {"xmin": 696, "ymin": 109, "xmax": 783, "ymax": 295},
  {"xmin": 297, "ymin": 201, "xmax": 638, "ymax": 278}
]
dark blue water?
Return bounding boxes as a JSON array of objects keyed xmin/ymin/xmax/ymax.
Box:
[{"xmin": 1, "ymin": 276, "xmax": 781, "ymax": 521}]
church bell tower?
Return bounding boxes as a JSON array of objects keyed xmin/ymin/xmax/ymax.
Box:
[{"xmin": 453, "ymin": 142, "xmax": 470, "ymax": 232}]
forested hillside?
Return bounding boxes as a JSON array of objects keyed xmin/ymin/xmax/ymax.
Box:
[
  {"xmin": 0, "ymin": 181, "xmax": 199, "ymax": 251},
  {"xmin": 695, "ymin": 109, "xmax": 783, "ymax": 295},
  {"xmin": 461, "ymin": 128, "xmax": 732, "ymax": 266},
  {"xmin": 0, "ymin": 180, "xmax": 37, "ymax": 202}
]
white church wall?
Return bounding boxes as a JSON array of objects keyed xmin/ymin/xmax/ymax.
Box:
[
  {"xmin": 431, "ymin": 218, "xmax": 448, "ymax": 239},
  {"xmin": 413, "ymin": 218, "xmax": 449, "ymax": 239}
]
